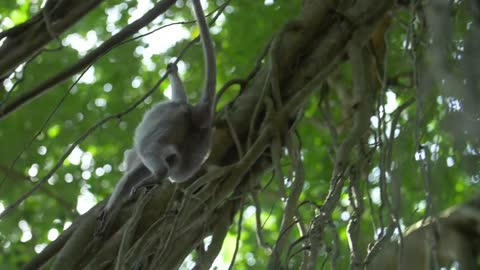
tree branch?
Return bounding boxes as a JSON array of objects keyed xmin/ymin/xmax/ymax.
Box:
[
  {"xmin": 0, "ymin": 0, "xmax": 105, "ymax": 78},
  {"xmin": 0, "ymin": 0, "xmax": 177, "ymax": 120}
]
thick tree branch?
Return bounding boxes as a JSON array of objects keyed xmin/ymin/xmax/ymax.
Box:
[
  {"xmin": 0, "ymin": 0, "xmax": 177, "ymax": 120},
  {"xmin": 0, "ymin": 0, "xmax": 105, "ymax": 78},
  {"xmin": 367, "ymin": 196, "xmax": 480, "ymax": 269}
]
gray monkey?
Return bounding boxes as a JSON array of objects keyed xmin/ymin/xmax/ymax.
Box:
[{"xmin": 97, "ymin": 0, "xmax": 216, "ymax": 233}]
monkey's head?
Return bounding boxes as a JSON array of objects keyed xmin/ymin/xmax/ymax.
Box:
[{"xmin": 167, "ymin": 126, "xmax": 212, "ymax": 183}]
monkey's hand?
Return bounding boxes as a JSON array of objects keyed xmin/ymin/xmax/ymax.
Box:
[{"xmin": 167, "ymin": 62, "xmax": 178, "ymax": 73}]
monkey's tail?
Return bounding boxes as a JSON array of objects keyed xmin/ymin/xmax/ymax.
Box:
[{"xmin": 192, "ymin": 0, "xmax": 216, "ymax": 108}]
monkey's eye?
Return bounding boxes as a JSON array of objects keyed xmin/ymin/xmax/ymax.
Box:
[{"xmin": 165, "ymin": 154, "xmax": 177, "ymax": 168}]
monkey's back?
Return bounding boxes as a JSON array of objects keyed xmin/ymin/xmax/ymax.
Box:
[{"xmin": 134, "ymin": 101, "xmax": 191, "ymax": 147}]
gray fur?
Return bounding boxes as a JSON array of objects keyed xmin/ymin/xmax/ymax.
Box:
[{"xmin": 97, "ymin": 0, "xmax": 216, "ymax": 233}]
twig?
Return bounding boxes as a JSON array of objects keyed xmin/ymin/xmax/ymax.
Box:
[
  {"xmin": 0, "ymin": 164, "xmax": 75, "ymax": 213},
  {"xmin": 214, "ymin": 79, "xmax": 243, "ymax": 108},
  {"xmin": 0, "ymin": 51, "xmax": 41, "ymax": 108},
  {"xmin": 268, "ymin": 134, "xmax": 306, "ymax": 269},
  {"xmin": 115, "ymin": 189, "xmax": 152, "ymax": 270},
  {"xmin": 0, "ymin": 65, "xmax": 91, "ymax": 192},
  {"xmin": 251, "ymin": 192, "xmax": 272, "ymax": 252},
  {"xmin": 193, "ymin": 210, "xmax": 231, "ymax": 270},
  {"xmin": 286, "ymin": 235, "xmax": 309, "ymax": 269},
  {"xmin": 225, "ymin": 108, "xmax": 244, "ymax": 159},
  {"xmin": 214, "ymin": 38, "xmax": 271, "ymax": 108},
  {"xmin": 228, "ymin": 196, "xmax": 245, "ymax": 270}
]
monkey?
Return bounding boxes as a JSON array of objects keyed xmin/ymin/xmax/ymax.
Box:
[
  {"xmin": 133, "ymin": 0, "xmax": 216, "ymax": 184},
  {"xmin": 97, "ymin": 0, "xmax": 216, "ymax": 234}
]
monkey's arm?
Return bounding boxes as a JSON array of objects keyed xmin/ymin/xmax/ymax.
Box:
[
  {"xmin": 167, "ymin": 63, "xmax": 188, "ymax": 102},
  {"xmin": 137, "ymin": 141, "xmax": 178, "ymax": 177}
]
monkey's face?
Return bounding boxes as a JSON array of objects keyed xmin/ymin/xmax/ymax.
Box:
[{"xmin": 167, "ymin": 126, "xmax": 212, "ymax": 183}]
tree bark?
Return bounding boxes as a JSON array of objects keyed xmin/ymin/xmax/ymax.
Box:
[{"xmin": 367, "ymin": 196, "xmax": 480, "ymax": 270}]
